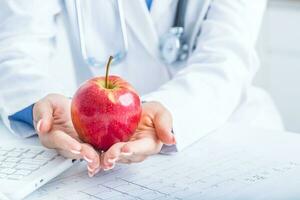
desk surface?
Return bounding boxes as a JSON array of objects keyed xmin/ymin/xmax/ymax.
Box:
[{"xmin": 2, "ymin": 122, "xmax": 300, "ymax": 200}]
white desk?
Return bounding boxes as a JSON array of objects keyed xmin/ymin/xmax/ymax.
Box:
[{"xmin": 2, "ymin": 121, "xmax": 300, "ymax": 200}]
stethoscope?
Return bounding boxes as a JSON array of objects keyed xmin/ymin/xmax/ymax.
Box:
[
  {"xmin": 75, "ymin": 0, "xmax": 190, "ymax": 67},
  {"xmin": 160, "ymin": 0, "xmax": 189, "ymax": 65}
]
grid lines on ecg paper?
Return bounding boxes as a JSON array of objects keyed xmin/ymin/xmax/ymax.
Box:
[{"xmin": 27, "ymin": 133, "xmax": 300, "ymax": 200}]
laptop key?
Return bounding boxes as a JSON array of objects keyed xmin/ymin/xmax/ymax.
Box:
[
  {"xmin": 0, "ymin": 168, "xmax": 16, "ymax": 175},
  {"xmin": 0, "ymin": 151, "xmax": 8, "ymax": 156},
  {"xmin": 0, "ymin": 156, "xmax": 6, "ymax": 161},
  {"xmin": 16, "ymin": 164, "xmax": 40, "ymax": 171},
  {"xmin": 34, "ymin": 155, "xmax": 52, "ymax": 162},
  {"xmin": 21, "ymin": 152, "xmax": 38, "ymax": 159},
  {"xmin": 40, "ymin": 151, "xmax": 58, "ymax": 159},
  {"xmin": 15, "ymin": 169, "xmax": 32, "ymax": 176},
  {"xmin": 5, "ymin": 157, "xmax": 21, "ymax": 163},
  {"xmin": 6, "ymin": 151, "xmax": 22, "ymax": 157},
  {"xmin": 1, "ymin": 162, "xmax": 16, "ymax": 168},
  {"xmin": 28, "ymin": 149, "xmax": 44, "ymax": 155},
  {"xmin": 13, "ymin": 148, "xmax": 29, "ymax": 153},
  {"xmin": 7, "ymin": 174, "xmax": 24, "ymax": 180},
  {"xmin": 20, "ymin": 158, "xmax": 48, "ymax": 165},
  {"xmin": 0, "ymin": 147, "xmax": 14, "ymax": 151}
]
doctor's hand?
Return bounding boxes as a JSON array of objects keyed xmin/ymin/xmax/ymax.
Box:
[
  {"xmin": 33, "ymin": 94, "xmax": 100, "ymax": 177},
  {"xmin": 100, "ymin": 101, "xmax": 176, "ymax": 170}
]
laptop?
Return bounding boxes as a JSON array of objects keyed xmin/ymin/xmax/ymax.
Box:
[{"xmin": 0, "ymin": 144, "xmax": 76, "ymax": 200}]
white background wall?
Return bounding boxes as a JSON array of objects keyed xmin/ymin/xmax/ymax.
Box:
[{"xmin": 255, "ymin": 0, "xmax": 300, "ymax": 132}]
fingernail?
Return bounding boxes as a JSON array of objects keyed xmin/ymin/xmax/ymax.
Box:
[
  {"xmin": 36, "ymin": 119, "xmax": 42, "ymax": 132},
  {"xmin": 104, "ymin": 167, "xmax": 113, "ymax": 171},
  {"xmin": 70, "ymin": 149, "xmax": 81, "ymax": 155},
  {"xmin": 172, "ymin": 136, "xmax": 177, "ymax": 144},
  {"xmin": 104, "ymin": 163, "xmax": 115, "ymax": 171},
  {"xmin": 88, "ymin": 166, "xmax": 97, "ymax": 177},
  {"xmin": 94, "ymin": 167, "xmax": 101, "ymax": 174},
  {"xmin": 108, "ymin": 158, "xmax": 117, "ymax": 164},
  {"xmin": 87, "ymin": 165, "xmax": 94, "ymax": 172},
  {"xmin": 120, "ymin": 152, "xmax": 133, "ymax": 156},
  {"xmin": 83, "ymin": 156, "xmax": 93, "ymax": 163}
]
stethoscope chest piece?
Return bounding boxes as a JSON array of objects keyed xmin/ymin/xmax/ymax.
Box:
[
  {"xmin": 160, "ymin": 27, "xmax": 189, "ymax": 65},
  {"xmin": 159, "ymin": 0, "xmax": 189, "ymax": 65}
]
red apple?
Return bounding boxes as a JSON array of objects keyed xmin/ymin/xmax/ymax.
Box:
[{"xmin": 71, "ymin": 56, "xmax": 142, "ymax": 151}]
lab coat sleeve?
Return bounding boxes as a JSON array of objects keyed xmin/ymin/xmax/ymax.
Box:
[
  {"xmin": 143, "ymin": 0, "xmax": 267, "ymax": 151},
  {"xmin": 0, "ymin": 0, "xmax": 64, "ymax": 137}
]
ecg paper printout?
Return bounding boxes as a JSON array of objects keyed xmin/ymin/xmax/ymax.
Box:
[{"xmin": 26, "ymin": 125, "xmax": 300, "ymax": 200}]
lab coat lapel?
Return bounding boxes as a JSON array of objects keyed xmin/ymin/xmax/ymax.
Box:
[
  {"xmin": 151, "ymin": 0, "xmax": 175, "ymax": 25},
  {"xmin": 150, "ymin": 0, "xmax": 176, "ymax": 36},
  {"xmin": 123, "ymin": 0, "xmax": 159, "ymax": 57}
]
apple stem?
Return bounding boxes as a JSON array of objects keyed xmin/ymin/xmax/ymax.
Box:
[{"xmin": 105, "ymin": 56, "xmax": 113, "ymax": 89}]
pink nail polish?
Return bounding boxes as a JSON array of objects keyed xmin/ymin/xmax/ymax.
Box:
[
  {"xmin": 83, "ymin": 156, "xmax": 93, "ymax": 163},
  {"xmin": 94, "ymin": 168, "xmax": 101, "ymax": 174},
  {"xmin": 87, "ymin": 166, "xmax": 93, "ymax": 172},
  {"xmin": 70, "ymin": 150, "xmax": 81, "ymax": 155},
  {"xmin": 88, "ymin": 171, "xmax": 93, "ymax": 177},
  {"xmin": 108, "ymin": 158, "xmax": 117, "ymax": 164},
  {"xmin": 172, "ymin": 136, "xmax": 177, "ymax": 144},
  {"xmin": 121, "ymin": 152, "xmax": 133, "ymax": 156},
  {"xmin": 104, "ymin": 163, "xmax": 115, "ymax": 171},
  {"xmin": 36, "ymin": 120, "xmax": 42, "ymax": 132},
  {"xmin": 103, "ymin": 167, "xmax": 113, "ymax": 171}
]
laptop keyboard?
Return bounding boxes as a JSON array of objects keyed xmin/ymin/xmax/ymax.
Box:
[{"xmin": 0, "ymin": 147, "xmax": 59, "ymax": 180}]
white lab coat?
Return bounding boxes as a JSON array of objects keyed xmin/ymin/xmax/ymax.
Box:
[{"xmin": 0, "ymin": 0, "xmax": 284, "ymax": 151}]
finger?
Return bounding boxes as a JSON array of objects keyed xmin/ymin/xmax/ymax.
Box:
[
  {"xmin": 120, "ymin": 136, "xmax": 162, "ymax": 156},
  {"xmin": 154, "ymin": 110, "xmax": 176, "ymax": 145},
  {"xmin": 56, "ymin": 149, "xmax": 82, "ymax": 160},
  {"xmin": 56, "ymin": 149, "xmax": 99, "ymax": 178},
  {"xmin": 80, "ymin": 143, "xmax": 100, "ymax": 176},
  {"xmin": 45, "ymin": 133, "xmax": 100, "ymax": 177},
  {"xmin": 101, "ymin": 142, "xmax": 125, "ymax": 170},
  {"xmin": 118, "ymin": 155, "xmax": 147, "ymax": 164},
  {"xmin": 39, "ymin": 130, "xmax": 82, "ymax": 153},
  {"xmin": 33, "ymin": 99, "xmax": 53, "ymax": 133}
]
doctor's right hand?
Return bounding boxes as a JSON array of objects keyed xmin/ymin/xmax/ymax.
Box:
[{"xmin": 33, "ymin": 94, "xmax": 100, "ymax": 177}]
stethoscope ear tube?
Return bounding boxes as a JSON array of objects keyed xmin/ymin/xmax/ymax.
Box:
[
  {"xmin": 159, "ymin": 0, "xmax": 189, "ymax": 65},
  {"xmin": 74, "ymin": 0, "xmax": 211, "ymax": 67},
  {"xmin": 174, "ymin": 0, "xmax": 188, "ymax": 28},
  {"xmin": 75, "ymin": 0, "xmax": 129, "ymax": 67}
]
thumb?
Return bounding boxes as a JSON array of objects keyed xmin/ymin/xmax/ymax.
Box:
[
  {"xmin": 154, "ymin": 110, "xmax": 176, "ymax": 145},
  {"xmin": 33, "ymin": 99, "xmax": 54, "ymax": 133}
]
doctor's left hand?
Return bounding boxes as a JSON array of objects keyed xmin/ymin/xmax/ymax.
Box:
[
  {"xmin": 100, "ymin": 101, "xmax": 176, "ymax": 170},
  {"xmin": 33, "ymin": 94, "xmax": 101, "ymax": 177}
]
